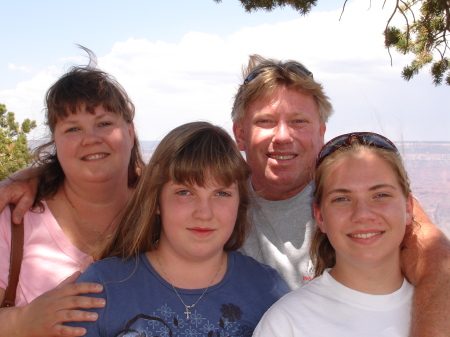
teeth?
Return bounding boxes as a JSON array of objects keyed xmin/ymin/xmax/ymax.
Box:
[
  {"xmin": 349, "ymin": 232, "xmax": 383, "ymax": 239},
  {"xmin": 268, "ymin": 154, "xmax": 296, "ymax": 160},
  {"xmin": 83, "ymin": 153, "xmax": 108, "ymax": 160}
]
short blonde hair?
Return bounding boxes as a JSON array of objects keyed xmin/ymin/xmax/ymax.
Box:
[{"xmin": 232, "ymin": 54, "xmax": 333, "ymax": 125}]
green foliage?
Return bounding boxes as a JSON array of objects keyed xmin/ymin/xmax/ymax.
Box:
[
  {"xmin": 215, "ymin": 0, "xmax": 450, "ymax": 86},
  {"xmin": 213, "ymin": 0, "xmax": 317, "ymax": 16},
  {"xmin": 384, "ymin": 0, "xmax": 450, "ymax": 85},
  {"xmin": 0, "ymin": 104, "xmax": 37, "ymax": 181}
]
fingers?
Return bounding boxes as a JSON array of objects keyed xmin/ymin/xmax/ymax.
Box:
[
  {"xmin": 0, "ymin": 174, "xmax": 38, "ymax": 224},
  {"xmin": 56, "ymin": 272, "xmax": 104, "ymax": 296},
  {"xmin": 11, "ymin": 194, "xmax": 35, "ymax": 224},
  {"xmin": 57, "ymin": 307, "xmax": 100, "ymax": 323},
  {"xmin": 66, "ymin": 294, "xmax": 106, "ymax": 310},
  {"xmin": 0, "ymin": 178, "xmax": 14, "ymax": 214},
  {"xmin": 60, "ymin": 282, "xmax": 104, "ymax": 298},
  {"xmin": 51, "ymin": 324, "xmax": 87, "ymax": 337}
]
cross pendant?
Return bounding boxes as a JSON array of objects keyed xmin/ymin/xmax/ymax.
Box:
[{"xmin": 184, "ymin": 306, "xmax": 192, "ymax": 320}]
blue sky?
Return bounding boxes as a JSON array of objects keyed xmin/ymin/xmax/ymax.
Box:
[{"xmin": 1, "ymin": 0, "xmax": 449, "ymax": 142}]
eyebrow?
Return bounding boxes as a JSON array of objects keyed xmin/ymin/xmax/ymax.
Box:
[
  {"xmin": 325, "ymin": 184, "xmax": 397, "ymax": 197},
  {"xmin": 369, "ymin": 184, "xmax": 396, "ymax": 191},
  {"xmin": 60, "ymin": 113, "xmax": 116, "ymax": 125}
]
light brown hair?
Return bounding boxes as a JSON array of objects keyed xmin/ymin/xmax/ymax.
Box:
[
  {"xmin": 101, "ymin": 121, "xmax": 252, "ymax": 259},
  {"xmin": 310, "ymin": 139, "xmax": 412, "ymax": 277},
  {"xmin": 232, "ymin": 54, "xmax": 333, "ymax": 125}
]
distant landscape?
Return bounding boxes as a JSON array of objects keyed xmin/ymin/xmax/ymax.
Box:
[
  {"xmin": 399, "ymin": 142, "xmax": 450, "ymax": 238},
  {"xmin": 141, "ymin": 140, "xmax": 450, "ymax": 238}
]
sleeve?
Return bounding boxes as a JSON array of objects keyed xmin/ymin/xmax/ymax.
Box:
[
  {"xmin": 253, "ymin": 303, "xmax": 296, "ymax": 337},
  {"xmin": 0, "ymin": 206, "xmax": 12, "ymax": 290},
  {"xmin": 266, "ymin": 264, "xmax": 291, "ymax": 298},
  {"xmin": 63, "ymin": 265, "xmax": 106, "ymax": 337}
]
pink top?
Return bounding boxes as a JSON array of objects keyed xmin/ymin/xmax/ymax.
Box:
[{"xmin": 0, "ymin": 202, "xmax": 92, "ymax": 306}]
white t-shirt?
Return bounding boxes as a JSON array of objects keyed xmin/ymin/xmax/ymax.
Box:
[{"xmin": 253, "ymin": 269, "xmax": 413, "ymax": 337}]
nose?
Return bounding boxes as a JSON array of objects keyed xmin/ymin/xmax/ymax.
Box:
[
  {"xmin": 350, "ymin": 200, "xmax": 377, "ymax": 223},
  {"xmin": 272, "ymin": 121, "xmax": 293, "ymax": 144},
  {"xmin": 193, "ymin": 198, "xmax": 214, "ymax": 221},
  {"xmin": 81, "ymin": 127, "xmax": 102, "ymax": 146}
]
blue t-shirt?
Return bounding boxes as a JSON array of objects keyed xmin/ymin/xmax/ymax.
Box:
[{"xmin": 66, "ymin": 251, "xmax": 290, "ymax": 337}]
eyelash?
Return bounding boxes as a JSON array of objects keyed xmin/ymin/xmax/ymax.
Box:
[
  {"xmin": 65, "ymin": 127, "xmax": 79, "ymax": 133},
  {"xmin": 332, "ymin": 197, "xmax": 348, "ymax": 202},
  {"xmin": 176, "ymin": 190, "xmax": 231, "ymax": 197}
]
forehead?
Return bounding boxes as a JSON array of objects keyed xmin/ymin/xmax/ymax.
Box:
[
  {"xmin": 56, "ymin": 106, "xmax": 120, "ymax": 123},
  {"xmin": 325, "ymin": 153, "xmax": 398, "ymax": 188},
  {"xmin": 245, "ymin": 86, "xmax": 320, "ymax": 120}
]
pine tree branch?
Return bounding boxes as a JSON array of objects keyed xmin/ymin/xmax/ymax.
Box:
[
  {"xmin": 386, "ymin": 0, "xmax": 401, "ymax": 65},
  {"xmin": 398, "ymin": 4, "xmax": 411, "ymax": 54},
  {"xmin": 400, "ymin": 0, "xmax": 416, "ymax": 23},
  {"xmin": 339, "ymin": 0, "xmax": 348, "ymax": 21}
]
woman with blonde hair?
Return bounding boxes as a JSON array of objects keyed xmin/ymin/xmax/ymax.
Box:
[{"xmin": 254, "ymin": 132, "xmax": 414, "ymax": 337}]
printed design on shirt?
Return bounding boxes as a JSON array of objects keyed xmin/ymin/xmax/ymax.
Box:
[{"xmin": 114, "ymin": 303, "xmax": 253, "ymax": 337}]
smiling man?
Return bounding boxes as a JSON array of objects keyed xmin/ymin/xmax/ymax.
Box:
[
  {"xmin": 232, "ymin": 55, "xmax": 332, "ymax": 289},
  {"xmin": 232, "ymin": 54, "xmax": 450, "ymax": 336}
]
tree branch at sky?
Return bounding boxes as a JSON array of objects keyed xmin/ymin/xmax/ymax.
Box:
[{"xmin": 214, "ymin": 0, "xmax": 450, "ymax": 86}]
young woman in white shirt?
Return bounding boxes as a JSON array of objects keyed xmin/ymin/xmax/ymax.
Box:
[{"xmin": 254, "ymin": 132, "xmax": 415, "ymax": 337}]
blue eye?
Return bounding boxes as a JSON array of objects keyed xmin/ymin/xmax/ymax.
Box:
[
  {"xmin": 65, "ymin": 127, "xmax": 79, "ymax": 133},
  {"xmin": 216, "ymin": 191, "xmax": 231, "ymax": 197}
]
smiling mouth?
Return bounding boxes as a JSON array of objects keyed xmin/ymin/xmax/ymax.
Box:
[
  {"xmin": 82, "ymin": 153, "xmax": 109, "ymax": 161},
  {"xmin": 348, "ymin": 232, "xmax": 384, "ymax": 239},
  {"xmin": 267, "ymin": 154, "xmax": 297, "ymax": 160}
]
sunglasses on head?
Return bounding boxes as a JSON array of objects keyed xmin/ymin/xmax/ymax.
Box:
[
  {"xmin": 243, "ymin": 63, "xmax": 313, "ymax": 85},
  {"xmin": 316, "ymin": 132, "xmax": 399, "ymax": 169}
]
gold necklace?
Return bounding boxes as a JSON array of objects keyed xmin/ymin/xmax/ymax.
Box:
[
  {"xmin": 63, "ymin": 187, "xmax": 105, "ymax": 235},
  {"xmin": 154, "ymin": 250, "xmax": 223, "ymax": 320}
]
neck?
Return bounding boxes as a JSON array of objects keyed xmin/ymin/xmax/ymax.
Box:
[
  {"xmin": 148, "ymin": 248, "xmax": 227, "ymax": 290},
  {"xmin": 329, "ymin": 253, "xmax": 403, "ymax": 295},
  {"xmin": 63, "ymin": 181, "xmax": 130, "ymax": 231},
  {"xmin": 251, "ymin": 179, "xmax": 310, "ymax": 201},
  {"xmin": 63, "ymin": 174, "xmax": 130, "ymax": 203}
]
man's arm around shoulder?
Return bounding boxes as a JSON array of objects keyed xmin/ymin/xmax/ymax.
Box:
[{"xmin": 402, "ymin": 199, "xmax": 450, "ymax": 337}]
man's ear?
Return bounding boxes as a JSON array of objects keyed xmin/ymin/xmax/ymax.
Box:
[
  {"xmin": 405, "ymin": 194, "xmax": 414, "ymax": 226},
  {"xmin": 313, "ymin": 203, "xmax": 326, "ymax": 233},
  {"xmin": 232, "ymin": 123, "xmax": 246, "ymax": 151},
  {"xmin": 320, "ymin": 123, "xmax": 326, "ymax": 143}
]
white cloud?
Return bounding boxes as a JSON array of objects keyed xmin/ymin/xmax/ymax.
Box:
[
  {"xmin": 1, "ymin": 0, "xmax": 448, "ymax": 142},
  {"xmin": 8, "ymin": 63, "xmax": 32, "ymax": 73}
]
